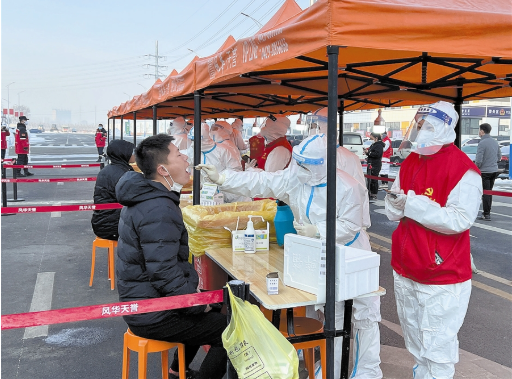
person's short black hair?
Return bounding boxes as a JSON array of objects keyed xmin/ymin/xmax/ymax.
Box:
[
  {"xmin": 371, "ymin": 132, "xmax": 382, "ymax": 140},
  {"xmin": 135, "ymin": 134, "xmax": 175, "ymax": 179},
  {"xmin": 479, "ymin": 123, "xmax": 492, "ymax": 134}
]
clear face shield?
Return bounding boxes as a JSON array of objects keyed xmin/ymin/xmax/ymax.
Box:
[
  {"xmin": 305, "ymin": 115, "xmax": 320, "ymax": 136},
  {"xmin": 397, "ymin": 106, "xmax": 453, "ymax": 158}
]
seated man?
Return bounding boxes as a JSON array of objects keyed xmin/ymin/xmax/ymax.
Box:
[
  {"xmin": 91, "ymin": 139, "xmax": 135, "ymax": 240},
  {"xmin": 115, "ymin": 134, "xmax": 227, "ymax": 379}
]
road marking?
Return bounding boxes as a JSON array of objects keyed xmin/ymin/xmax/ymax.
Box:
[
  {"xmin": 472, "ymin": 222, "xmax": 512, "ymax": 236},
  {"xmin": 477, "ymin": 271, "xmax": 512, "ymax": 287},
  {"xmin": 368, "ymin": 232, "xmax": 392, "ymax": 244},
  {"xmin": 493, "ymin": 201, "xmax": 512, "ymax": 208},
  {"xmin": 490, "ymin": 211, "xmax": 512, "ymax": 219},
  {"xmin": 51, "ymin": 202, "xmax": 61, "ymax": 217},
  {"xmin": 472, "ymin": 280, "xmax": 512, "ymax": 302},
  {"xmin": 23, "ymin": 272, "xmax": 55, "ymax": 339}
]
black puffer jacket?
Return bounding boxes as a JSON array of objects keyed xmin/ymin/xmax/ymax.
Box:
[
  {"xmin": 366, "ymin": 140, "xmax": 385, "ymax": 169},
  {"xmin": 115, "ymin": 171, "xmax": 203, "ymax": 326},
  {"xmin": 91, "ymin": 140, "xmax": 134, "ymax": 240}
]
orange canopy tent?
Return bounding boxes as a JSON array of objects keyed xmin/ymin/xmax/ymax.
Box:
[{"xmin": 109, "ymin": 0, "xmax": 511, "ymax": 120}]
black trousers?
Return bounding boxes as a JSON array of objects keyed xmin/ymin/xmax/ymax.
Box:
[
  {"xmin": 97, "ymin": 147, "xmax": 104, "ymax": 156},
  {"xmin": 17, "ymin": 154, "xmax": 29, "ymax": 174},
  {"xmin": 481, "ymin": 172, "xmax": 499, "ymax": 215},
  {"xmin": 129, "ymin": 311, "xmax": 227, "ymax": 379},
  {"xmin": 1, "ymin": 149, "xmax": 5, "ymax": 160},
  {"xmin": 367, "ymin": 166, "xmax": 381, "ymax": 195}
]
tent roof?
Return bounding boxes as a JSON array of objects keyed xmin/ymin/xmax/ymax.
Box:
[
  {"xmin": 258, "ymin": 0, "xmax": 302, "ymax": 33},
  {"xmin": 109, "ymin": 0, "xmax": 512, "ymax": 118}
]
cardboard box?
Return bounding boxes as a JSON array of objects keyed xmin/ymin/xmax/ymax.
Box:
[
  {"xmin": 230, "ymin": 217, "xmax": 270, "ymax": 252},
  {"xmin": 283, "ymin": 234, "xmax": 380, "ymax": 302}
]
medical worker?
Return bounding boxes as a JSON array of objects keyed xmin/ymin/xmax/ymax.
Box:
[
  {"xmin": 197, "ymin": 134, "xmax": 382, "ymax": 379},
  {"xmin": 256, "ymin": 115, "xmax": 292, "ymax": 172},
  {"xmin": 209, "ymin": 120, "xmax": 240, "ymax": 158},
  {"xmin": 385, "ymin": 101, "xmax": 482, "ymax": 379},
  {"xmin": 380, "ymin": 130, "xmax": 393, "ymax": 186},
  {"xmin": 169, "ymin": 116, "xmax": 190, "ymax": 151},
  {"xmin": 231, "ymin": 118, "xmax": 248, "ymax": 153},
  {"xmin": 188, "ymin": 123, "xmax": 246, "ymax": 203}
]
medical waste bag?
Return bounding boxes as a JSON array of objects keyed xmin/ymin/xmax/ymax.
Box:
[{"xmin": 222, "ymin": 285, "xmax": 299, "ymax": 379}]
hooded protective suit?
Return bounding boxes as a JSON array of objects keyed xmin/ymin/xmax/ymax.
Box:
[
  {"xmin": 210, "ymin": 121, "xmax": 240, "ymax": 158},
  {"xmin": 169, "ymin": 117, "xmax": 190, "ymax": 151},
  {"xmin": 188, "ymin": 123, "xmax": 246, "ymax": 203},
  {"xmin": 385, "ymin": 101, "xmax": 482, "ymax": 379},
  {"xmin": 231, "ymin": 118, "xmax": 248, "ymax": 152},
  {"xmin": 201, "ymin": 135, "xmax": 382, "ymax": 378},
  {"xmin": 259, "ymin": 115, "xmax": 292, "ymax": 172}
]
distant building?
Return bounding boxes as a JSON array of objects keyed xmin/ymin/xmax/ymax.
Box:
[{"xmin": 51, "ymin": 109, "xmax": 72, "ymax": 124}]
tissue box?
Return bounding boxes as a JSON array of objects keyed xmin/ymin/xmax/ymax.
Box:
[
  {"xmin": 283, "ymin": 234, "xmax": 380, "ymax": 302},
  {"xmin": 231, "ymin": 219, "xmax": 270, "ymax": 252}
]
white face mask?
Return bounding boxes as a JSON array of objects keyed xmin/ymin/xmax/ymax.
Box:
[{"xmin": 160, "ymin": 165, "xmax": 183, "ymax": 192}]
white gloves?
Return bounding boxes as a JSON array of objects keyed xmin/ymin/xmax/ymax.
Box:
[
  {"xmin": 385, "ymin": 189, "xmax": 407, "ymax": 210},
  {"xmin": 293, "ymin": 221, "xmax": 319, "ymax": 238},
  {"xmin": 195, "ymin": 164, "xmax": 225, "ymax": 185},
  {"xmin": 245, "ymin": 158, "xmax": 257, "ymax": 169}
]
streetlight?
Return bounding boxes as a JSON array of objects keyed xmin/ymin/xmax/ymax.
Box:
[
  {"xmin": 187, "ymin": 48, "xmax": 200, "ymax": 57},
  {"xmin": 5, "ymin": 82, "xmax": 15, "ymax": 124},
  {"xmin": 241, "ymin": 13, "xmax": 263, "ymax": 27},
  {"xmin": 137, "ymin": 83, "xmax": 146, "ymax": 91},
  {"xmin": 123, "ymin": 92, "xmax": 131, "ymax": 100}
]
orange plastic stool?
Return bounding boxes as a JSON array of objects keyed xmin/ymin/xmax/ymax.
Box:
[
  {"xmin": 279, "ymin": 317, "xmax": 327, "ymax": 379},
  {"xmin": 122, "ymin": 329, "xmax": 186, "ymax": 379},
  {"xmin": 89, "ymin": 236, "xmax": 117, "ymax": 290}
]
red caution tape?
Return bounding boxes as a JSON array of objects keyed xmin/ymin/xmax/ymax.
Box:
[
  {"xmin": 364, "ymin": 175, "xmax": 512, "ymax": 197},
  {"xmin": 1, "ymin": 290, "xmax": 223, "ymax": 330},
  {"xmin": 1, "ymin": 177, "xmax": 96, "ymax": 183},
  {"xmin": 3, "ymin": 163, "xmax": 101, "ymax": 169},
  {"xmin": 1, "ymin": 203, "xmax": 122, "ymax": 214}
]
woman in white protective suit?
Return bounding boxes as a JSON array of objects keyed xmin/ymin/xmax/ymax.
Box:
[
  {"xmin": 231, "ymin": 118, "xmax": 248, "ymax": 153},
  {"xmin": 197, "ymin": 134, "xmax": 382, "ymax": 379},
  {"xmin": 169, "ymin": 116, "xmax": 191, "ymax": 151},
  {"xmin": 385, "ymin": 101, "xmax": 482, "ymax": 379},
  {"xmin": 209, "ymin": 120, "xmax": 240, "ymax": 158},
  {"xmin": 187, "ymin": 123, "xmax": 247, "ymax": 203}
]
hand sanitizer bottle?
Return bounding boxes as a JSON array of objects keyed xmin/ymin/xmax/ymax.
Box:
[{"xmin": 244, "ymin": 215, "xmax": 256, "ymax": 254}]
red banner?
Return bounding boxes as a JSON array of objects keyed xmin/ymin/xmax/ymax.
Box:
[
  {"xmin": 1, "ymin": 203, "xmax": 123, "ymax": 214},
  {"xmin": 2, "ymin": 109, "xmax": 7, "ymax": 115},
  {"xmin": 3, "ymin": 163, "xmax": 101, "ymax": 169},
  {"xmin": 14, "ymin": 112, "xmax": 18, "ymax": 117},
  {"xmin": 1, "ymin": 290, "xmax": 223, "ymax": 330},
  {"xmin": 9, "ymin": 109, "xmax": 14, "ymax": 115},
  {"xmin": 2, "ymin": 177, "xmax": 96, "ymax": 183}
]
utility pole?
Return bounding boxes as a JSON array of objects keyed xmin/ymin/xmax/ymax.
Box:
[
  {"xmin": 6, "ymin": 82, "xmax": 15, "ymax": 125},
  {"xmin": 144, "ymin": 41, "xmax": 168, "ymax": 81}
]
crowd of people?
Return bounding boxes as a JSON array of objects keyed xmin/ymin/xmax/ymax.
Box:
[{"xmin": 89, "ymin": 101, "xmax": 491, "ymax": 379}]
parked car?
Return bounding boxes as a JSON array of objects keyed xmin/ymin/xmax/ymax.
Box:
[
  {"xmin": 499, "ymin": 141, "xmax": 510, "ymax": 147},
  {"xmin": 342, "ymin": 132, "xmax": 365, "ymax": 160},
  {"xmin": 71, "ymin": 128, "xmax": 77, "ymax": 133},
  {"xmin": 462, "ymin": 137, "xmax": 480, "ymax": 146},
  {"xmin": 29, "ymin": 128, "xmax": 42, "ymax": 133},
  {"xmin": 389, "ymin": 139, "xmax": 404, "ymax": 163},
  {"xmin": 286, "ymin": 134, "xmax": 306, "ymax": 147},
  {"xmin": 498, "ymin": 145, "xmax": 510, "ymax": 173},
  {"xmin": 462, "ymin": 145, "xmax": 478, "ymax": 162}
]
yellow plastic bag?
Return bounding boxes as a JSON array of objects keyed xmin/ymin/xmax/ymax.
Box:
[
  {"xmin": 222, "ymin": 285, "xmax": 299, "ymax": 379},
  {"xmin": 183, "ymin": 199, "xmax": 277, "ymax": 256}
]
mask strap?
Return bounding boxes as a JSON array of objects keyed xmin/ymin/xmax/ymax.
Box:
[{"xmin": 160, "ymin": 165, "xmax": 175, "ymax": 190}]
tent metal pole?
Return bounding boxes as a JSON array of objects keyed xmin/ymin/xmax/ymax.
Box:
[
  {"xmin": 112, "ymin": 117, "xmax": 116, "ymax": 140},
  {"xmin": 107, "ymin": 118, "xmax": 110, "ymax": 144},
  {"xmin": 193, "ymin": 90, "xmax": 202, "ymax": 206},
  {"xmin": 133, "ymin": 112, "xmax": 137, "ymax": 146},
  {"xmin": 153, "ymin": 105, "xmax": 157, "ymax": 135},
  {"xmin": 338, "ymin": 100, "xmax": 344, "ymax": 146},
  {"xmin": 326, "ymin": 45, "xmax": 339, "ymax": 379},
  {"xmin": 454, "ymin": 87, "xmax": 463, "ymax": 148},
  {"xmin": 120, "ymin": 115, "xmax": 124, "ymax": 140}
]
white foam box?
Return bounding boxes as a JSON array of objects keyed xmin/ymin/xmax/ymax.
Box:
[{"xmin": 283, "ymin": 234, "xmax": 380, "ymax": 302}]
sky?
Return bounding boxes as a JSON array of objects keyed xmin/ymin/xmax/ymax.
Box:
[{"xmin": 1, "ymin": 0, "xmax": 311, "ymax": 125}]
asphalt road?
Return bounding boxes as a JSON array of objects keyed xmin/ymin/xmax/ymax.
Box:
[{"xmin": 1, "ymin": 134, "xmax": 511, "ymax": 378}]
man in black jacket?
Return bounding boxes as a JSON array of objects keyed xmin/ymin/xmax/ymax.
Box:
[
  {"xmin": 91, "ymin": 139, "xmax": 135, "ymax": 240},
  {"xmin": 115, "ymin": 134, "xmax": 227, "ymax": 379},
  {"xmin": 365, "ymin": 132, "xmax": 385, "ymax": 200}
]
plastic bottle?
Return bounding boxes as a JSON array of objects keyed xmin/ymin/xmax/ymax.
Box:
[
  {"xmin": 244, "ymin": 215, "xmax": 256, "ymax": 254},
  {"xmin": 274, "ymin": 200, "xmax": 297, "ymax": 247}
]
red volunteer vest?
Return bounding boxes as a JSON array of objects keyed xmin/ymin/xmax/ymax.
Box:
[
  {"xmin": 257, "ymin": 136, "xmax": 292, "ymax": 170},
  {"xmin": 1, "ymin": 130, "xmax": 9, "ymax": 150},
  {"xmin": 95, "ymin": 131, "xmax": 106, "ymax": 147},
  {"xmin": 15, "ymin": 128, "xmax": 30, "ymax": 154},
  {"xmin": 391, "ymin": 144, "xmax": 480, "ymax": 285},
  {"xmin": 382, "ymin": 135, "xmax": 393, "ymax": 159}
]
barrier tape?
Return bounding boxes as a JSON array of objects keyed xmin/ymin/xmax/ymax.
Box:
[
  {"xmin": 1, "ymin": 203, "xmax": 123, "ymax": 214},
  {"xmin": 1, "ymin": 290, "xmax": 223, "ymax": 330},
  {"xmin": 3, "ymin": 163, "xmax": 101, "ymax": 169},
  {"xmin": 364, "ymin": 174, "xmax": 512, "ymax": 197},
  {"xmin": 1, "ymin": 177, "xmax": 97, "ymax": 183}
]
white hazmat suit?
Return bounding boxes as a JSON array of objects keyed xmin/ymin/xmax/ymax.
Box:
[
  {"xmin": 231, "ymin": 118, "xmax": 248, "ymax": 153},
  {"xmin": 385, "ymin": 101, "xmax": 482, "ymax": 379},
  {"xmin": 210, "ymin": 120, "xmax": 240, "ymax": 159},
  {"xmin": 259, "ymin": 115, "xmax": 292, "ymax": 172},
  {"xmin": 197, "ymin": 134, "xmax": 382, "ymax": 379},
  {"xmin": 169, "ymin": 116, "xmax": 190, "ymax": 151}
]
